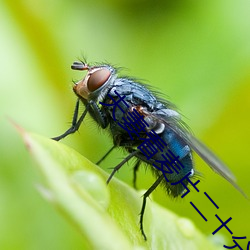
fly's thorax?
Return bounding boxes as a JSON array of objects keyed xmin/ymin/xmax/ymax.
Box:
[
  {"xmin": 143, "ymin": 108, "xmax": 180, "ymax": 134},
  {"xmin": 73, "ymin": 64, "xmax": 117, "ymax": 102}
]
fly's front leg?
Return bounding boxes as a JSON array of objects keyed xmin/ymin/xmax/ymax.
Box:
[
  {"xmin": 52, "ymin": 99, "xmax": 89, "ymax": 141},
  {"xmin": 89, "ymin": 100, "xmax": 108, "ymax": 129}
]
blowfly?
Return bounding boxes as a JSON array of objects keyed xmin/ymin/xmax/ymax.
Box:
[{"xmin": 52, "ymin": 60, "xmax": 246, "ymax": 240}]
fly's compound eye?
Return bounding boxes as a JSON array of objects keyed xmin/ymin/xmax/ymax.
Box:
[{"xmin": 87, "ymin": 68, "xmax": 111, "ymax": 92}]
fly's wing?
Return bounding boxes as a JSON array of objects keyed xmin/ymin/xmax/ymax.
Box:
[
  {"xmin": 151, "ymin": 110, "xmax": 248, "ymax": 199},
  {"xmin": 182, "ymin": 132, "xmax": 248, "ymax": 198}
]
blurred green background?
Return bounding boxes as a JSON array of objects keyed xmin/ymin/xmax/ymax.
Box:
[{"xmin": 1, "ymin": 0, "xmax": 250, "ymax": 249}]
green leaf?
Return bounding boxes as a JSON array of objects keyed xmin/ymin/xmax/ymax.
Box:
[{"xmin": 19, "ymin": 128, "xmax": 221, "ymax": 250}]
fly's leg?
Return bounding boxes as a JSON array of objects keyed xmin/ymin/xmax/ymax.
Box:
[
  {"xmin": 133, "ymin": 160, "xmax": 141, "ymax": 189},
  {"xmin": 52, "ymin": 99, "xmax": 89, "ymax": 141},
  {"xmin": 140, "ymin": 174, "xmax": 164, "ymax": 240},
  {"xmin": 89, "ymin": 100, "xmax": 107, "ymax": 129},
  {"xmin": 96, "ymin": 145, "xmax": 116, "ymax": 165},
  {"xmin": 107, "ymin": 150, "xmax": 139, "ymax": 184}
]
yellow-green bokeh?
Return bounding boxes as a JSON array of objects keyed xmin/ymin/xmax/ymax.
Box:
[{"xmin": 1, "ymin": 1, "xmax": 250, "ymax": 249}]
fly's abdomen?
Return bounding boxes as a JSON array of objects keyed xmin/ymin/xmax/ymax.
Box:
[
  {"xmin": 136, "ymin": 128, "xmax": 194, "ymax": 197},
  {"xmin": 156, "ymin": 128, "xmax": 193, "ymax": 197}
]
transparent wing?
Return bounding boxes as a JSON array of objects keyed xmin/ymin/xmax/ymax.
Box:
[{"xmin": 150, "ymin": 110, "xmax": 247, "ymax": 198}]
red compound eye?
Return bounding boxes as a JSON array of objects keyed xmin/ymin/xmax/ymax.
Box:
[{"xmin": 87, "ymin": 68, "xmax": 111, "ymax": 92}]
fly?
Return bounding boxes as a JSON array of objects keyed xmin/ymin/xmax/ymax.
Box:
[{"xmin": 52, "ymin": 60, "xmax": 246, "ymax": 240}]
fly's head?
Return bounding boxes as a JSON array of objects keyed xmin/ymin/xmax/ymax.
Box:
[{"xmin": 72, "ymin": 61, "xmax": 116, "ymax": 101}]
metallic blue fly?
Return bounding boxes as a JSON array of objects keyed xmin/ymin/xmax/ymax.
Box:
[{"xmin": 52, "ymin": 60, "xmax": 246, "ymax": 240}]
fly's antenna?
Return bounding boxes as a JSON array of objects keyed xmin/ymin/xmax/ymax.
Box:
[{"xmin": 71, "ymin": 61, "xmax": 89, "ymax": 71}]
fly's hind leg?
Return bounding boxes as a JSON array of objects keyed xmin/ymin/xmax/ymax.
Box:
[{"xmin": 140, "ymin": 174, "xmax": 164, "ymax": 240}]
